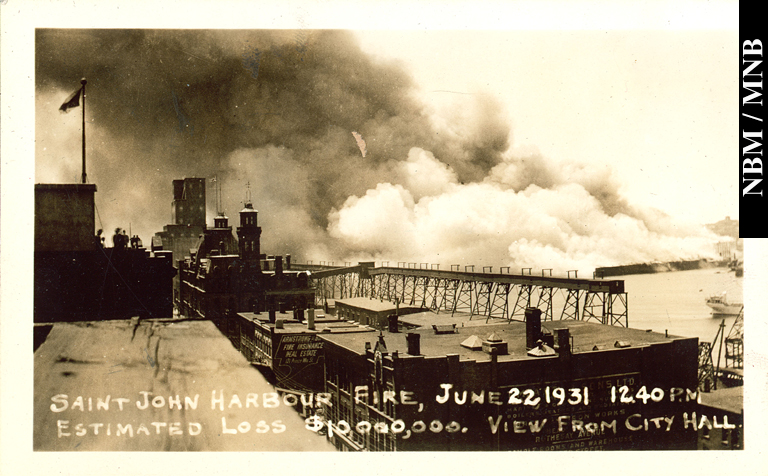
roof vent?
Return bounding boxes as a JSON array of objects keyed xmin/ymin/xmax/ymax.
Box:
[
  {"xmin": 482, "ymin": 333, "xmax": 508, "ymax": 355},
  {"xmin": 460, "ymin": 335, "xmax": 483, "ymax": 350},
  {"xmin": 614, "ymin": 340, "xmax": 631, "ymax": 348},
  {"xmin": 432, "ymin": 324, "xmax": 457, "ymax": 335},
  {"xmin": 527, "ymin": 340, "xmax": 556, "ymax": 357}
]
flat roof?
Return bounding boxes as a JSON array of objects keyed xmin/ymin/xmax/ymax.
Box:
[
  {"xmin": 33, "ymin": 319, "xmax": 334, "ymax": 451},
  {"xmin": 320, "ymin": 317, "xmax": 695, "ymax": 362},
  {"xmin": 35, "ymin": 183, "xmax": 97, "ymax": 191},
  {"xmin": 238, "ymin": 312, "xmax": 376, "ymax": 336},
  {"xmin": 335, "ymin": 297, "xmax": 422, "ymax": 313},
  {"xmin": 399, "ymin": 310, "xmax": 521, "ymax": 329}
]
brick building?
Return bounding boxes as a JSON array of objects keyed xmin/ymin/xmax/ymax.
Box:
[
  {"xmin": 233, "ymin": 310, "xmax": 375, "ymax": 392},
  {"xmin": 315, "ymin": 308, "xmax": 700, "ymax": 451},
  {"xmin": 177, "ymin": 198, "xmax": 316, "ymax": 345}
]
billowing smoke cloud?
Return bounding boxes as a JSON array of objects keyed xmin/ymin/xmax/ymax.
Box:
[
  {"xmin": 36, "ymin": 29, "xmax": 719, "ymax": 273},
  {"xmin": 327, "ymin": 146, "xmax": 718, "ymax": 271}
]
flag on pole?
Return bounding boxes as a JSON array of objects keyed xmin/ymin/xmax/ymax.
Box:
[{"xmin": 59, "ymin": 86, "xmax": 83, "ymax": 113}]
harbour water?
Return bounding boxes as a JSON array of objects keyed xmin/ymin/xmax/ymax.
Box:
[{"xmin": 617, "ymin": 267, "xmax": 743, "ymax": 345}]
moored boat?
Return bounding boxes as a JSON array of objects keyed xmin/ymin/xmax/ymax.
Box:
[{"xmin": 706, "ymin": 292, "xmax": 743, "ymax": 316}]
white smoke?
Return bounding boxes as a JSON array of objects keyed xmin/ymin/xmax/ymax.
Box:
[{"xmin": 327, "ymin": 146, "xmax": 719, "ymax": 274}]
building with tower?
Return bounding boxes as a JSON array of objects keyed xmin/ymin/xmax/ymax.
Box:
[
  {"xmin": 175, "ymin": 182, "xmax": 315, "ymax": 345},
  {"xmin": 154, "ymin": 177, "xmax": 211, "ymax": 305},
  {"xmin": 237, "ymin": 202, "xmax": 262, "ymax": 263},
  {"xmin": 153, "ymin": 177, "xmax": 207, "ymax": 266}
]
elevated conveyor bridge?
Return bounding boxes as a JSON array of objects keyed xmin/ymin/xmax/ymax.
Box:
[{"xmin": 295, "ymin": 263, "xmax": 628, "ymax": 327}]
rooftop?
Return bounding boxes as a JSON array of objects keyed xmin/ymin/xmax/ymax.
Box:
[
  {"xmin": 34, "ymin": 318, "xmax": 334, "ymax": 451},
  {"xmin": 35, "ymin": 183, "xmax": 97, "ymax": 192},
  {"xmin": 320, "ymin": 314, "xmax": 694, "ymax": 361},
  {"xmin": 335, "ymin": 297, "xmax": 423, "ymax": 313},
  {"xmin": 238, "ymin": 311, "xmax": 376, "ymax": 336}
]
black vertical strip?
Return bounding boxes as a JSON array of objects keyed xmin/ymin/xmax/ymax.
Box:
[{"xmin": 739, "ymin": 22, "xmax": 764, "ymax": 237}]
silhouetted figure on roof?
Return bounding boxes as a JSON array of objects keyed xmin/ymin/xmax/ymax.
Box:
[{"xmin": 113, "ymin": 228, "xmax": 128, "ymax": 250}]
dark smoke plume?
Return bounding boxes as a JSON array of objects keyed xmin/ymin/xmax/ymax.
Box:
[{"xmin": 36, "ymin": 29, "xmax": 717, "ymax": 272}]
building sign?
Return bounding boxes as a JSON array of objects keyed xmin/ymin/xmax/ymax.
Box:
[{"xmin": 275, "ymin": 334, "xmax": 324, "ymax": 366}]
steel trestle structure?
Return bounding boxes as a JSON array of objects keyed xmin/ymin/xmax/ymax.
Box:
[{"xmin": 303, "ymin": 265, "xmax": 628, "ymax": 327}]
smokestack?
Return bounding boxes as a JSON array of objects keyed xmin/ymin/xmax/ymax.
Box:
[
  {"xmin": 525, "ymin": 307, "xmax": 542, "ymax": 350},
  {"xmin": 406, "ymin": 333, "xmax": 420, "ymax": 356},
  {"xmin": 387, "ymin": 314, "xmax": 398, "ymax": 333},
  {"xmin": 307, "ymin": 308, "xmax": 315, "ymax": 330},
  {"xmin": 275, "ymin": 255, "xmax": 283, "ymax": 275}
]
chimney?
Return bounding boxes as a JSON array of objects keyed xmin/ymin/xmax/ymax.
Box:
[
  {"xmin": 275, "ymin": 319, "xmax": 284, "ymax": 329},
  {"xmin": 285, "ymin": 254, "xmax": 291, "ymax": 270},
  {"xmin": 387, "ymin": 314, "xmax": 398, "ymax": 333},
  {"xmin": 554, "ymin": 328, "xmax": 571, "ymax": 358},
  {"xmin": 307, "ymin": 308, "xmax": 315, "ymax": 330},
  {"xmin": 275, "ymin": 256, "xmax": 283, "ymax": 275},
  {"xmin": 406, "ymin": 333, "xmax": 420, "ymax": 356},
  {"xmin": 268, "ymin": 309, "xmax": 276, "ymax": 323},
  {"xmin": 525, "ymin": 307, "xmax": 542, "ymax": 350}
]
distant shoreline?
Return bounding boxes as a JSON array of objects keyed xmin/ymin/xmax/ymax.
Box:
[{"xmin": 595, "ymin": 259, "xmax": 728, "ymax": 278}]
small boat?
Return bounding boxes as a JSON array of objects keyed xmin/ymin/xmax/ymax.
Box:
[{"xmin": 706, "ymin": 292, "xmax": 743, "ymax": 316}]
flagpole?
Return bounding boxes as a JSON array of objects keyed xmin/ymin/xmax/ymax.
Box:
[{"xmin": 81, "ymin": 78, "xmax": 87, "ymax": 184}]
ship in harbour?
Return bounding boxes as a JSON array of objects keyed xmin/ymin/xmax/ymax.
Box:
[{"xmin": 705, "ymin": 292, "xmax": 743, "ymax": 316}]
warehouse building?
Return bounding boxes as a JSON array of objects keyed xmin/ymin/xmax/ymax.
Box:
[{"xmin": 314, "ymin": 307, "xmax": 700, "ymax": 451}]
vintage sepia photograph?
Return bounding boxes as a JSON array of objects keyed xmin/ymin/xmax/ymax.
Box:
[{"xmin": 2, "ymin": 0, "xmax": 763, "ymax": 474}]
